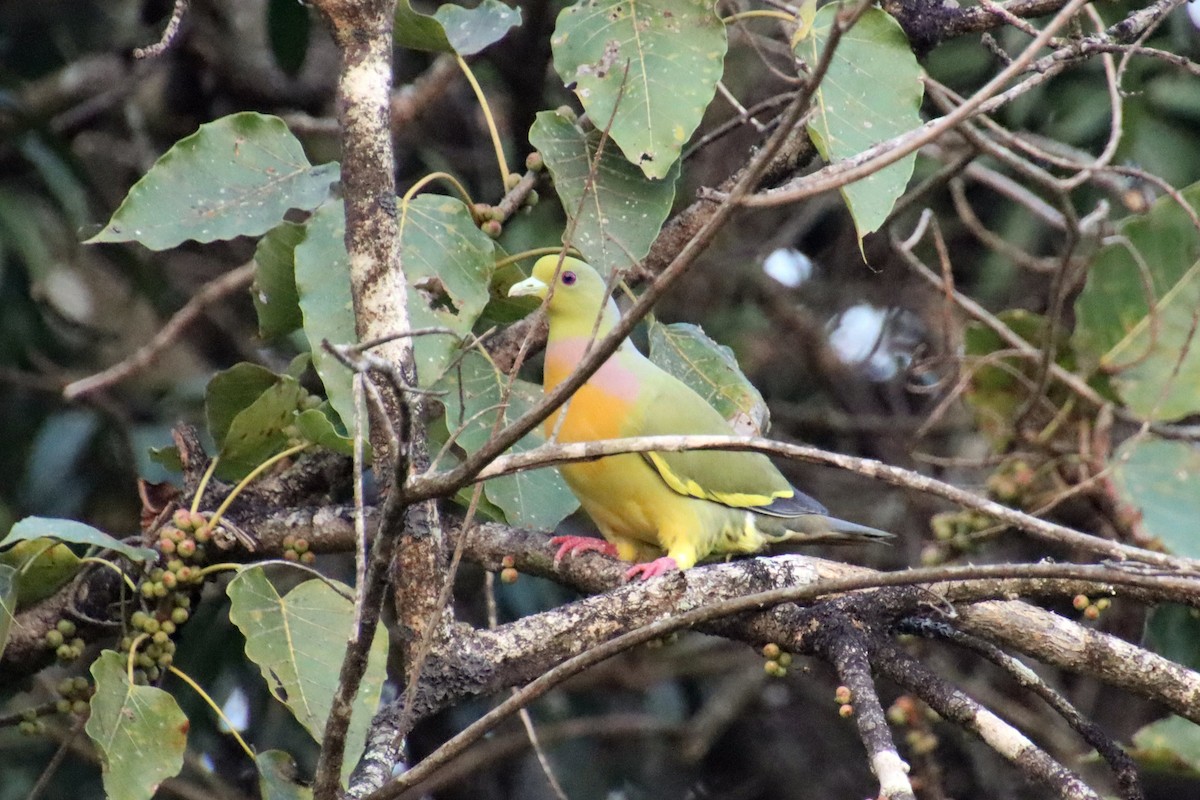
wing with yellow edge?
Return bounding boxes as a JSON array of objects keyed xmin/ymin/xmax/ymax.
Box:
[{"xmin": 628, "ymin": 367, "xmax": 827, "ymax": 516}]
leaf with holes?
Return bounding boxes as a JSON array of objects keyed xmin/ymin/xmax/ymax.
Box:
[
  {"xmin": 800, "ymin": 7, "xmax": 923, "ymax": 245},
  {"xmin": 228, "ymin": 567, "xmax": 387, "ymax": 781},
  {"xmin": 399, "ymin": 195, "xmax": 496, "ymax": 385},
  {"xmin": 88, "ymin": 113, "xmax": 338, "ymax": 250},
  {"xmin": 551, "ymin": 0, "xmax": 726, "ymax": 179},
  {"xmin": 529, "ymin": 111, "xmax": 677, "ymax": 276},
  {"xmin": 87, "ymin": 651, "xmax": 189, "ymax": 800}
]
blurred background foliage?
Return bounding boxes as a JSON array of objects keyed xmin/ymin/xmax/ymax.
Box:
[{"xmin": 3, "ymin": 0, "xmax": 1200, "ymax": 798}]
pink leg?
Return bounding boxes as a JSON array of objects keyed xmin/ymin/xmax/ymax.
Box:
[
  {"xmin": 549, "ymin": 535, "xmax": 618, "ymax": 567},
  {"xmin": 623, "ymin": 556, "xmax": 679, "ymax": 582}
]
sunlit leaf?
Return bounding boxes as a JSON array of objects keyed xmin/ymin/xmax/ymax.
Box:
[
  {"xmin": 295, "ymin": 407, "xmax": 356, "ymax": 456},
  {"xmin": 87, "ymin": 651, "xmax": 188, "ymax": 800},
  {"xmin": 551, "ymin": 0, "xmax": 726, "ymax": 179},
  {"xmin": 648, "ymin": 321, "xmax": 769, "ymax": 435},
  {"xmin": 227, "ymin": 567, "xmax": 387, "ymax": 780},
  {"xmin": 88, "ymin": 113, "xmax": 338, "ymax": 250},
  {"xmin": 801, "ymin": 7, "xmax": 923, "ymax": 245}
]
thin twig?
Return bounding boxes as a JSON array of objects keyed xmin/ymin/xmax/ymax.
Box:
[{"xmin": 63, "ymin": 262, "xmax": 256, "ymax": 400}]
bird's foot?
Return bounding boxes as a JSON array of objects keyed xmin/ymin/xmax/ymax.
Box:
[
  {"xmin": 549, "ymin": 535, "xmax": 619, "ymax": 567},
  {"xmin": 624, "ymin": 557, "xmax": 679, "ymax": 582}
]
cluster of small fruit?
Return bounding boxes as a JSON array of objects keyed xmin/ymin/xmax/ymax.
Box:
[
  {"xmin": 111, "ymin": 508, "xmax": 217, "ymax": 684},
  {"xmin": 761, "ymin": 642, "xmax": 794, "ymax": 677},
  {"xmin": 473, "ymin": 152, "xmax": 544, "ymax": 239},
  {"xmin": 280, "ymin": 534, "xmax": 315, "ymax": 564},
  {"xmin": 11, "ymin": 674, "xmax": 93, "ymax": 736},
  {"xmin": 43, "ymin": 618, "xmax": 84, "ymax": 663}
]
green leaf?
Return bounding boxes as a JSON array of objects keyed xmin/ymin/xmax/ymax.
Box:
[
  {"xmin": 2, "ymin": 517, "xmax": 156, "ymax": 563},
  {"xmin": 86, "ymin": 651, "xmax": 189, "ymax": 800},
  {"xmin": 395, "ymin": 0, "xmax": 453, "ymax": 51},
  {"xmin": 253, "ymin": 222, "xmax": 307, "ymax": 339},
  {"xmin": 1144, "ymin": 604, "xmax": 1200, "ymax": 670},
  {"xmin": 801, "ymin": 7, "xmax": 923, "ymax": 244},
  {"xmin": 295, "ymin": 407, "xmax": 356, "ymax": 457},
  {"xmin": 441, "ymin": 351, "xmax": 579, "ymax": 529},
  {"xmin": 1101, "ymin": 260, "xmax": 1200, "ymax": 421},
  {"xmin": 88, "ymin": 113, "xmax": 339, "ymax": 250},
  {"xmin": 396, "ymin": 0, "xmax": 521, "ymax": 55},
  {"xmin": 435, "ymin": 1, "xmax": 522, "ymax": 55},
  {"xmin": 294, "ymin": 201, "xmax": 359, "ymax": 431},
  {"xmin": 1075, "ymin": 181, "xmax": 1200, "ymax": 420},
  {"xmin": 1132, "ymin": 715, "xmax": 1200, "ymax": 774},
  {"xmin": 258, "ymin": 751, "xmax": 314, "ymax": 800},
  {"xmin": 0, "ymin": 537, "xmax": 81, "ymax": 606},
  {"xmin": 648, "ymin": 321, "xmax": 769, "ymax": 435},
  {"xmin": 206, "ymin": 362, "xmax": 289, "ymax": 446},
  {"xmin": 529, "ymin": 111, "xmax": 678, "ymax": 276},
  {"xmin": 551, "ymin": 0, "xmax": 726, "ymax": 179},
  {"xmin": 0, "ymin": 564, "xmax": 16, "ymax": 660},
  {"xmin": 148, "ymin": 446, "xmax": 183, "ymax": 473},
  {"xmin": 219, "ymin": 376, "xmax": 309, "ymax": 481},
  {"xmin": 227, "ymin": 568, "xmax": 388, "ymax": 780},
  {"xmin": 1111, "ymin": 437, "xmax": 1200, "ymax": 557},
  {"xmin": 482, "ymin": 257, "xmax": 542, "ymax": 324},
  {"xmin": 286, "ymin": 352, "xmax": 313, "ymax": 379},
  {"xmin": 399, "ymin": 194, "xmax": 496, "ymax": 385},
  {"xmin": 962, "ymin": 310, "xmax": 1076, "ymax": 449}
]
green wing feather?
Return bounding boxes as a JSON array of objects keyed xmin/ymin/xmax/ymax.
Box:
[{"xmin": 626, "ymin": 361, "xmax": 826, "ymax": 515}]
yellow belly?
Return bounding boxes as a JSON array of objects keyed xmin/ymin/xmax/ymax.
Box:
[{"xmin": 543, "ymin": 345, "xmax": 768, "ymax": 568}]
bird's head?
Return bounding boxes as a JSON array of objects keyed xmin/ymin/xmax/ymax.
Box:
[{"xmin": 508, "ymin": 255, "xmax": 611, "ymax": 323}]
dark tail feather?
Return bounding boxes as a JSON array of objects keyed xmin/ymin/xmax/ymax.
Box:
[{"xmin": 756, "ymin": 513, "xmax": 893, "ymax": 545}]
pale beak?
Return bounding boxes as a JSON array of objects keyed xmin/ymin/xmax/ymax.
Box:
[{"xmin": 508, "ymin": 276, "xmax": 549, "ymax": 299}]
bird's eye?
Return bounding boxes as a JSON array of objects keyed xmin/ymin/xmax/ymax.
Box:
[{"xmin": 562, "ymin": 271, "xmax": 577, "ymax": 285}]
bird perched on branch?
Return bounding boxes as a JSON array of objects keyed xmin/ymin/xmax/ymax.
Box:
[{"xmin": 508, "ymin": 255, "xmax": 890, "ymax": 581}]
